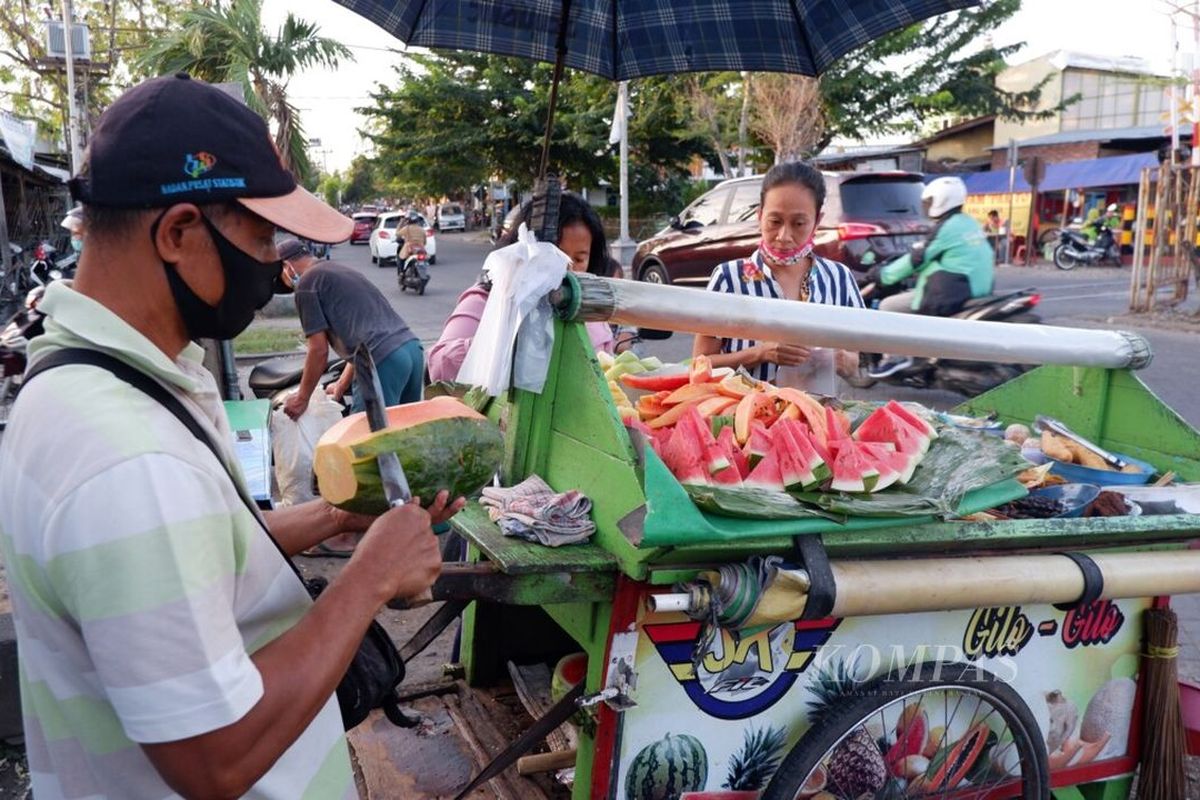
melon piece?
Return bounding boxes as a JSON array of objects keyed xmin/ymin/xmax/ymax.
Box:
[
  {"xmin": 854, "ymin": 406, "xmax": 933, "ymax": 455},
  {"xmin": 621, "ymin": 366, "xmax": 691, "ymax": 391},
  {"xmin": 717, "ymin": 426, "xmax": 751, "ymax": 479},
  {"xmin": 773, "ymin": 387, "xmax": 828, "ymax": 445},
  {"xmin": 661, "ymin": 423, "xmax": 710, "ymax": 486},
  {"xmin": 829, "ymin": 443, "xmax": 881, "ymax": 493},
  {"xmin": 734, "ymin": 392, "xmax": 781, "ymax": 445},
  {"xmin": 743, "ymin": 449, "xmax": 786, "ymax": 492},
  {"xmin": 679, "ymin": 408, "xmax": 730, "ymax": 475},
  {"xmin": 825, "ymin": 405, "xmax": 851, "ymax": 441},
  {"xmin": 314, "ymin": 396, "xmax": 504, "ymax": 515},
  {"xmin": 711, "ymin": 465, "xmax": 743, "ymax": 486},
  {"xmin": 885, "ymin": 400, "xmax": 938, "ymax": 439},
  {"xmin": 856, "ymin": 440, "xmax": 918, "ymax": 486},
  {"xmin": 646, "ymin": 399, "xmax": 705, "ymax": 430},
  {"xmin": 744, "ymin": 422, "xmax": 773, "ymax": 468},
  {"xmin": 780, "ymin": 420, "xmax": 833, "ymax": 485},
  {"xmin": 770, "ymin": 421, "xmax": 828, "ymax": 490},
  {"xmin": 662, "ymin": 382, "xmax": 721, "ymax": 405},
  {"xmin": 851, "ymin": 441, "xmax": 903, "ymax": 492}
]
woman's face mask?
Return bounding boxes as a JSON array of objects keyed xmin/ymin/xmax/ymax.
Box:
[{"xmin": 70, "ymin": 236, "xmax": 83, "ymax": 254}]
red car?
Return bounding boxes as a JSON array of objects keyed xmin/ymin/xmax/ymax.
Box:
[
  {"xmin": 349, "ymin": 212, "xmax": 377, "ymax": 244},
  {"xmin": 631, "ymin": 171, "xmax": 931, "ymax": 285}
]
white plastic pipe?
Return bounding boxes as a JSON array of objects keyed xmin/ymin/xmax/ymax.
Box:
[
  {"xmin": 567, "ymin": 274, "xmax": 1153, "ymax": 370},
  {"xmin": 647, "ymin": 593, "xmax": 692, "ymax": 613}
]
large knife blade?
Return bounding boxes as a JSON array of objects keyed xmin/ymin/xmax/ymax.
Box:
[{"xmin": 353, "ymin": 344, "xmax": 411, "ymax": 504}]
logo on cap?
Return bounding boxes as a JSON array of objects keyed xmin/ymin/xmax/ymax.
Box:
[{"xmin": 184, "ymin": 152, "xmax": 217, "ymax": 178}]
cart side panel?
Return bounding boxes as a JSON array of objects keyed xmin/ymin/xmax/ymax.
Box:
[
  {"xmin": 613, "ymin": 587, "xmax": 1148, "ymax": 797},
  {"xmin": 960, "ymin": 366, "xmax": 1200, "ymax": 480}
]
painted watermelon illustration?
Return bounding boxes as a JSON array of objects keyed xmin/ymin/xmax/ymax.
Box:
[{"xmin": 626, "ymin": 733, "xmax": 709, "ymax": 800}]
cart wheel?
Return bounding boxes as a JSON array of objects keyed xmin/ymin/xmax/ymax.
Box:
[{"xmin": 762, "ymin": 661, "xmax": 1049, "ymax": 800}]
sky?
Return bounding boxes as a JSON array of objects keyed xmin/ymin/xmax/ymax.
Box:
[{"xmin": 262, "ymin": 0, "xmax": 1189, "ymax": 173}]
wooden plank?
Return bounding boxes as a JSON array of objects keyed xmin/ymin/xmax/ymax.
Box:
[
  {"xmin": 445, "ymin": 691, "xmax": 552, "ymax": 800},
  {"xmin": 451, "ymin": 503, "xmax": 617, "ymax": 575},
  {"xmin": 506, "ymin": 661, "xmax": 576, "ymax": 752}
]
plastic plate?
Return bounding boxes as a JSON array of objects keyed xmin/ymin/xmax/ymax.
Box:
[
  {"xmin": 1029, "ymin": 483, "xmax": 1102, "ymax": 518},
  {"xmin": 1046, "ymin": 452, "xmax": 1156, "ymax": 486}
]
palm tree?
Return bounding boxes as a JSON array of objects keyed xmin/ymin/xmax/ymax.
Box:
[{"xmin": 137, "ymin": 0, "xmax": 350, "ymax": 182}]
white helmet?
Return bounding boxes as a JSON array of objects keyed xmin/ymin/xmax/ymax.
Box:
[
  {"xmin": 1106, "ymin": 203, "xmax": 1118, "ymax": 214},
  {"xmin": 922, "ymin": 177, "xmax": 968, "ymax": 219}
]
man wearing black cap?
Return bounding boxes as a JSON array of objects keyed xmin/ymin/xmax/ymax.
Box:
[
  {"xmin": 276, "ymin": 237, "xmax": 422, "ymax": 421},
  {"xmin": 0, "ymin": 74, "xmax": 462, "ymax": 799}
]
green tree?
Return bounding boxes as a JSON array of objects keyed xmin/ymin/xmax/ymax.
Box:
[
  {"xmin": 341, "ymin": 155, "xmax": 379, "ymax": 206},
  {"xmin": 317, "ymin": 171, "xmax": 344, "ymax": 207},
  {"xmin": 361, "ymin": 52, "xmax": 709, "ymax": 207},
  {"xmin": 818, "ymin": 0, "xmax": 1060, "ymax": 148},
  {"xmin": 137, "ymin": 0, "xmax": 350, "ymax": 182},
  {"xmin": 0, "ymin": 0, "xmax": 185, "ymax": 141}
]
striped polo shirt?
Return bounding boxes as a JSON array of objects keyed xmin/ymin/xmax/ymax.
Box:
[
  {"xmin": 705, "ymin": 249, "xmax": 865, "ymax": 382},
  {"xmin": 0, "ymin": 283, "xmax": 353, "ymax": 799}
]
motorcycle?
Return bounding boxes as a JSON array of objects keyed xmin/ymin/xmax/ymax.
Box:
[
  {"xmin": 247, "ymin": 352, "xmax": 349, "ymax": 405},
  {"xmin": 1053, "ymin": 224, "xmax": 1121, "ymax": 270},
  {"xmin": 0, "ymin": 287, "xmax": 47, "ymax": 430},
  {"xmin": 847, "ymin": 276, "xmax": 1043, "ymax": 397},
  {"xmin": 397, "ymin": 245, "xmax": 431, "ymax": 295}
]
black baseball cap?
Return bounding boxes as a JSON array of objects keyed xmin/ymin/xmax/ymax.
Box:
[{"xmin": 70, "ymin": 73, "xmax": 352, "ymax": 243}]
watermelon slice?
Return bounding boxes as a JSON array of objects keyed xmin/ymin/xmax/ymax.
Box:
[
  {"xmin": 885, "ymin": 400, "xmax": 938, "ymax": 439},
  {"xmin": 830, "ymin": 444, "xmax": 881, "ymax": 493},
  {"xmin": 744, "ymin": 423, "xmax": 773, "ymax": 468},
  {"xmin": 770, "ymin": 421, "xmax": 828, "ymax": 490},
  {"xmin": 773, "ymin": 387, "xmax": 828, "ymax": 446},
  {"xmin": 779, "ymin": 420, "xmax": 832, "ymax": 484},
  {"xmin": 856, "ymin": 440, "xmax": 917, "ymax": 488},
  {"xmin": 853, "ymin": 406, "xmax": 933, "ymax": 455},
  {"xmin": 711, "ymin": 465, "xmax": 743, "ymax": 486},
  {"xmin": 622, "ymin": 366, "xmax": 691, "ymax": 391},
  {"xmin": 679, "ymin": 408, "xmax": 730, "ymax": 475},
  {"xmin": 662, "ymin": 422, "xmax": 710, "ymax": 486},
  {"xmin": 743, "ymin": 449, "xmax": 786, "ymax": 492},
  {"xmin": 717, "ymin": 426, "xmax": 751, "ymax": 479},
  {"xmin": 825, "ymin": 405, "xmax": 851, "ymax": 441}
]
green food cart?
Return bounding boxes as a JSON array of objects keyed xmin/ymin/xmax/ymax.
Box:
[{"xmin": 437, "ymin": 273, "xmax": 1200, "ymax": 800}]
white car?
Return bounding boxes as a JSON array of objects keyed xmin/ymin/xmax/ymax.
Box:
[
  {"xmin": 369, "ymin": 212, "xmax": 437, "ymax": 266},
  {"xmin": 436, "ymin": 203, "xmax": 466, "ymax": 232}
]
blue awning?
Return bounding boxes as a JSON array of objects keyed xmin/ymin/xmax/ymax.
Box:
[{"xmin": 963, "ymin": 152, "xmax": 1158, "ymax": 195}]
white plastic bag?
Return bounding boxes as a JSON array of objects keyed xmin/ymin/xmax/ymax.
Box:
[
  {"xmin": 456, "ymin": 223, "xmax": 570, "ymax": 395},
  {"xmin": 775, "ymin": 347, "xmax": 837, "ymax": 396},
  {"xmin": 270, "ymin": 386, "xmax": 344, "ymax": 506}
]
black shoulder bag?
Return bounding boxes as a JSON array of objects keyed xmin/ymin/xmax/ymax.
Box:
[{"xmin": 25, "ymin": 348, "xmax": 409, "ymax": 730}]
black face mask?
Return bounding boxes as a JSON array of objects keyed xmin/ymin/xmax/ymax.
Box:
[{"xmin": 152, "ymin": 212, "xmax": 282, "ymax": 341}]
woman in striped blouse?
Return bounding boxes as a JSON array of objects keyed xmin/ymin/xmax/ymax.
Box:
[{"xmin": 693, "ymin": 160, "xmax": 865, "ymax": 384}]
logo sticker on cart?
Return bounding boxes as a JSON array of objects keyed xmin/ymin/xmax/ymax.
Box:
[{"xmin": 645, "ymin": 618, "xmax": 840, "ymax": 719}]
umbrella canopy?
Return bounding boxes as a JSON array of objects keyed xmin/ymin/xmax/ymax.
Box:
[{"xmin": 333, "ymin": 0, "xmax": 978, "ymax": 81}]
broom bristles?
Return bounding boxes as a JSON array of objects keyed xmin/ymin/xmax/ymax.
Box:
[{"xmin": 1139, "ymin": 607, "xmax": 1186, "ymax": 800}]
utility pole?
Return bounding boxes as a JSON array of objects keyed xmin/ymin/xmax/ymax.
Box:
[
  {"xmin": 61, "ymin": 0, "xmax": 84, "ymax": 174},
  {"xmin": 613, "ymin": 81, "xmax": 637, "ymax": 268}
]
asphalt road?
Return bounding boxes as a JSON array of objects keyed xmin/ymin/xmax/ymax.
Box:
[{"xmin": 327, "ymin": 235, "xmax": 1200, "ymax": 427}]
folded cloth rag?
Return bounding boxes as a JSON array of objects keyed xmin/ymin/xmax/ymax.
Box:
[{"xmin": 480, "ymin": 475, "xmax": 596, "ymax": 547}]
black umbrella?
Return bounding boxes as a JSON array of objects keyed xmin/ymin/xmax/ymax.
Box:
[{"xmin": 335, "ymin": 0, "xmax": 978, "ymax": 179}]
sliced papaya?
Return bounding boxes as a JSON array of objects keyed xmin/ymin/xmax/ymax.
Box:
[
  {"xmin": 717, "ymin": 372, "xmax": 761, "ymax": 399},
  {"xmin": 925, "ymin": 722, "xmax": 990, "ymax": 791},
  {"xmin": 696, "ymin": 395, "xmax": 738, "ymax": 418},
  {"xmin": 733, "ymin": 392, "xmax": 781, "ymax": 445},
  {"xmin": 773, "ymin": 387, "xmax": 828, "ymax": 445},
  {"xmin": 774, "ymin": 403, "xmax": 801, "ymax": 424},
  {"xmin": 647, "ymin": 399, "xmax": 706, "ymax": 429},
  {"xmin": 663, "ymin": 382, "xmax": 722, "ymax": 405},
  {"xmin": 689, "ymin": 354, "xmax": 713, "ymax": 384}
]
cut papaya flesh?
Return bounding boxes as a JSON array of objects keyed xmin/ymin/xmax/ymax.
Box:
[
  {"xmin": 925, "ymin": 722, "xmax": 990, "ymax": 790},
  {"xmin": 717, "ymin": 373, "xmax": 761, "ymax": 399},
  {"xmin": 621, "ymin": 366, "xmax": 691, "ymax": 391},
  {"xmin": 647, "ymin": 399, "xmax": 706, "ymax": 429},
  {"xmin": 314, "ymin": 396, "xmax": 503, "ymax": 515},
  {"xmin": 689, "ymin": 354, "xmax": 713, "ymax": 384},
  {"xmin": 773, "ymin": 387, "xmax": 828, "ymax": 446},
  {"xmin": 696, "ymin": 395, "xmax": 738, "ymax": 418},
  {"xmin": 663, "ymin": 382, "xmax": 722, "ymax": 405},
  {"xmin": 734, "ymin": 393, "xmax": 781, "ymax": 445},
  {"xmin": 774, "ymin": 403, "xmax": 802, "ymax": 423}
]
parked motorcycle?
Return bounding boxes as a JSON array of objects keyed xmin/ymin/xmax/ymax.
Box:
[
  {"xmin": 1053, "ymin": 225, "xmax": 1121, "ymax": 270},
  {"xmin": 0, "ymin": 287, "xmax": 47, "ymax": 430},
  {"xmin": 247, "ymin": 353, "xmax": 349, "ymax": 403},
  {"xmin": 848, "ymin": 278, "xmax": 1043, "ymax": 397},
  {"xmin": 398, "ymin": 245, "xmax": 431, "ymax": 295}
]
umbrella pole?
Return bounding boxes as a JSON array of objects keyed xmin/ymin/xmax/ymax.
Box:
[{"xmin": 538, "ymin": 0, "xmax": 575, "ymax": 180}]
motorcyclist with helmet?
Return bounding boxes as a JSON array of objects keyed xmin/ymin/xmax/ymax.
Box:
[
  {"xmin": 864, "ymin": 176, "xmax": 995, "ymax": 378},
  {"xmin": 397, "ymin": 210, "xmax": 428, "ymax": 264}
]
